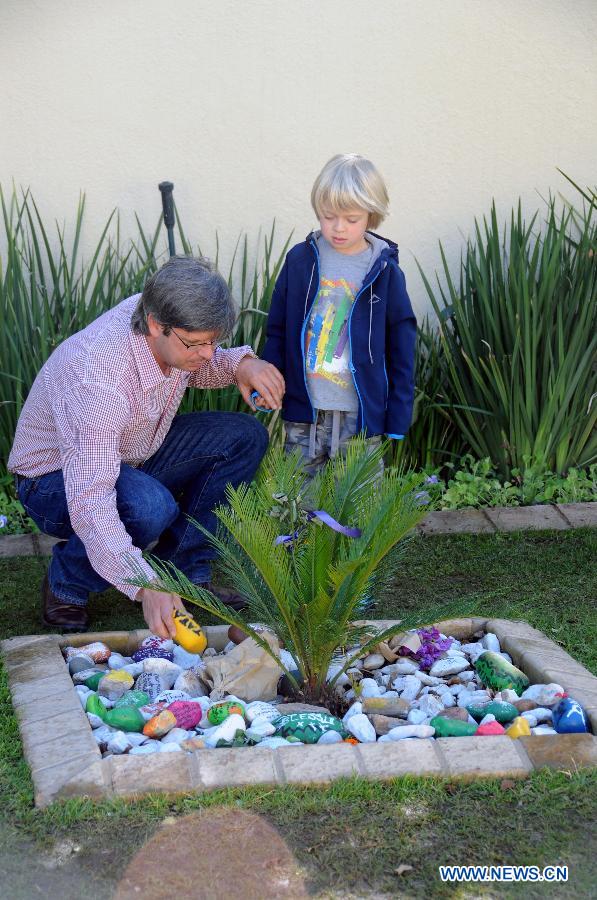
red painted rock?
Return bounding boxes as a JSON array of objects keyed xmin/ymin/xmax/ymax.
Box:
[
  {"xmin": 168, "ymin": 701, "xmax": 202, "ymax": 729},
  {"xmin": 476, "ymin": 720, "xmax": 506, "ymax": 736}
]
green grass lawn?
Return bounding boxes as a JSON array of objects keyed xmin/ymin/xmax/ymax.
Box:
[{"xmin": 0, "ymin": 529, "xmax": 595, "ymax": 898}]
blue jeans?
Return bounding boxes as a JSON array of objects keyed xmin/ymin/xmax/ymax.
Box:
[{"xmin": 17, "ymin": 412, "xmax": 269, "ymax": 606}]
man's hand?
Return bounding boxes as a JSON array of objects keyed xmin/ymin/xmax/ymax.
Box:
[
  {"xmin": 138, "ymin": 587, "xmax": 185, "ymax": 639},
  {"xmin": 236, "ymin": 357, "xmax": 285, "ymax": 410}
]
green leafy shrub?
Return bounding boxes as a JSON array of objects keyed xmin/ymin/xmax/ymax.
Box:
[
  {"xmin": 0, "ymin": 476, "xmax": 38, "ymax": 534},
  {"xmin": 418, "ymin": 178, "xmax": 597, "ymax": 477}
]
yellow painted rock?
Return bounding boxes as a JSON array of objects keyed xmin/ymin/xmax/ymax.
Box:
[
  {"xmin": 173, "ymin": 610, "xmax": 207, "ymax": 654},
  {"xmin": 505, "ymin": 716, "xmax": 531, "ymax": 739}
]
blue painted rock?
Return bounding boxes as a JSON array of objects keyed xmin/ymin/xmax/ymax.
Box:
[
  {"xmin": 104, "ymin": 706, "xmax": 145, "ymax": 732},
  {"xmin": 273, "ymin": 712, "xmax": 347, "ymax": 744},
  {"xmin": 474, "ymin": 652, "xmax": 529, "ymax": 696},
  {"xmin": 552, "ymin": 698, "xmax": 589, "ymax": 734},
  {"xmin": 131, "ymin": 647, "xmax": 173, "ymax": 663},
  {"xmin": 114, "ymin": 690, "xmax": 150, "ymax": 709},
  {"xmin": 168, "ymin": 700, "xmax": 202, "ymax": 729},
  {"xmin": 466, "ymin": 700, "xmax": 519, "ymax": 724},
  {"xmin": 134, "ymin": 672, "xmax": 164, "ymax": 701},
  {"xmin": 430, "ymin": 715, "xmax": 478, "ymax": 737}
]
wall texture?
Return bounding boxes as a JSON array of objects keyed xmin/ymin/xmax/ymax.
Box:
[{"xmin": 1, "ymin": 0, "xmax": 595, "ymax": 318}]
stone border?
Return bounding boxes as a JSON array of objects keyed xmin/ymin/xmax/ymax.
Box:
[
  {"xmin": 2, "ymin": 618, "xmax": 596, "ymax": 807},
  {"xmin": 1, "ymin": 502, "xmax": 595, "ymax": 559}
]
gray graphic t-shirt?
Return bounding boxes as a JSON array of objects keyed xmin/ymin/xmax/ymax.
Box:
[{"xmin": 305, "ymin": 238, "xmax": 372, "ymax": 412}]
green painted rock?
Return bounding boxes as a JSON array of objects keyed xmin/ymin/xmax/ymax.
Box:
[
  {"xmin": 474, "ymin": 651, "xmax": 530, "ymax": 696},
  {"xmin": 207, "ymin": 700, "xmax": 246, "ymax": 725},
  {"xmin": 114, "ymin": 690, "xmax": 150, "ymax": 710},
  {"xmin": 430, "ymin": 715, "xmax": 478, "ymax": 737},
  {"xmin": 85, "ymin": 693, "xmax": 107, "ymax": 720},
  {"xmin": 83, "ymin": 671, "xmax": 105, "ymax": 691},
  {"xmin": 273, "ymin": 712, "xmax": 347, "ymax": 744},
  {"xmin": 466, "ymin": 700, "xmax": 519, "ymax": 724},
  {"xmin": 104, "ymin": 706, "xmax": 145, "ymax": 732}
]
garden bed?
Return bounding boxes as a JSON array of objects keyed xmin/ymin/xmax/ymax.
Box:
[{"xmin": 2, "ymin": 617, "xmax": 595, "ymax": 807}]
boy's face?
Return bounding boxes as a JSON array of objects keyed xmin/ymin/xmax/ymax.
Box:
[{"xmin": 318, "ymin": 206, "xmax": 370, "ymax": 255}]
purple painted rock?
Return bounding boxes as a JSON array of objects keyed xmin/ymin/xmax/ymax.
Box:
[
  {"xmin": 552, "ymin": 698, "xmax": 589, "ymax": 734},
  {"xmin": 140, "ymin": 635, "xmax": 173, "ymax": 651},
  {"xmin": 131, "ymin": 647, "xmax": 173, "ymax": 663},
  {"xmin": 167, "ymin": 701, "xmax": 202, "ymax": 729},
  {"xmin": 134, "ymin": 672, "xmax": 164, "ymax": 701}
]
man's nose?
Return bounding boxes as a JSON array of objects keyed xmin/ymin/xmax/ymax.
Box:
[{"xmin": 195, "ymin": 344, "xmax": 215, "ymax": 362}]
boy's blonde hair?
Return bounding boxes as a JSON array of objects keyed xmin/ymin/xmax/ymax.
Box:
[{"xmin": 311, "ymin": 154, "xmax": 389, "ymax": 231}]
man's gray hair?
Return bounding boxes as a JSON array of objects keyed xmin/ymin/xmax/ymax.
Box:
[{"xmin": 131, "ymin": 255, "xmax": 236, "ymax": 337}]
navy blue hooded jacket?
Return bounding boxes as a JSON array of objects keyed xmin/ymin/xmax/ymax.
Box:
[{"xmin": 262, "ymin": 231, "xmax": 417, "ymax": 436}]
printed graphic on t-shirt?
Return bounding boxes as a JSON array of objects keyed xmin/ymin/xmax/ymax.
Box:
[{"xmin": 305, "ymin": 277, "xmax": 356, "ymax": 388}]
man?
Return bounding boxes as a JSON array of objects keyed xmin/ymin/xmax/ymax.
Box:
[{"xmin": 8, "ymin": 255, "xmax": 284, "ymax": 638}]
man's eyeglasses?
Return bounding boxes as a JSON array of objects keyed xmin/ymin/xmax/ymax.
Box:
[{"xmin": 164, "ymin": 326, "xmax": 220, "ymax": 351}]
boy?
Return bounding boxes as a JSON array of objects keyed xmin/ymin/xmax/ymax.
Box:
[{"xmin": 262, "ymin": 153, "xmax": 416, "ymax": 473}]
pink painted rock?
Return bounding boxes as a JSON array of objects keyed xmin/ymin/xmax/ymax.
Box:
[
  {"xmin": 168, "ymin": 701, "xmax": 202, "ymax": 729},
  {"xmin": 476, "ymin": 720, "xmax": 506, "ymax": 736}
]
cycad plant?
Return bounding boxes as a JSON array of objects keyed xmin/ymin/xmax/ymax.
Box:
[
  {"xmin": 129, "ymin": 439, "xmax": 429, "ymax": 705},
  {"xmin": 418, "ymin": 188, "xmax": 597, "ymax": 476}
]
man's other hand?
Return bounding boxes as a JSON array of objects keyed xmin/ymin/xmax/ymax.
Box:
[
  {"xmin": 236, "ymin": 358, "xmax": 285, "ymax": 410},
  {"xmin": 138, "ymin": 587, "xmax": 185, "ymax": 638}
]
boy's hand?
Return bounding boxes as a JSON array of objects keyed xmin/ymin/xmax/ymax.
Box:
[{"xmin": 236, "ymin": 358, "xmax": 285, "ymax": 410}]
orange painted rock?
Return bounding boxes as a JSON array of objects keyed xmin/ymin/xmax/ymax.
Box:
[
  {"xmin": 143, "ymin": 709, "xmax": 177, "ymax": 738},
  {"xmin": 65, "ymin": 641, "xmax": 111, "ymax": 664},
  {"xmin": 476, "ymin": 720, "xmax": 506, "ymax": 736},
  {"xmin": 505, "ymin": 716, "xmax": 531, "ymax": 739}
]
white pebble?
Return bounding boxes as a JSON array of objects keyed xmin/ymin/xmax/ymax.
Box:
[
  {"xmin": 346, "ymin": 713, "xmax": 377, "ymax": 743},
  {"xmin": 343, "ymin": 702, "xmax": 363, "ymax": 725},
  {"xmin": 387, "ymin": 724, "xmax": 435, "ymax": 740},
  {"xmin": 317, "ymin": 730, "xmax": 343, "ymax": 745},
  {"xmin": 482, "ymin": 633, "xmax": 501, "ymax": 653},
  {"xmin": 359, "ymin": 678, "xmax": 381, "ymax": 698}
]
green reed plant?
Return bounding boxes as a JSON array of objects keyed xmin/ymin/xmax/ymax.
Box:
[
  {"xmin": 128, "ymin": 438, "xmax": 429, "ymax": 704},
  {"xmin": 418, "ymin": 187, "xmax": 597, "ymax": 477}
]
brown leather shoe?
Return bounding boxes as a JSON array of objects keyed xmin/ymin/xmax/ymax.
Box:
[
  {"xmin": 41, "ymin": 574, "xmax": 89, "ymax": 633},
  {"xmin": 198, "ymin": 581, "xmax": 248, "ymax": 612}
]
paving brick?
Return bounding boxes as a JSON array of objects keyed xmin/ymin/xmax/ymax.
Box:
[
  {"xmin": 436, "ymin": 736, "xmax": 533, "ymax": 779},
  {"xmin": 19, "ymin": 708, "xmax": 89, "ymax": 755},
  {"xmin": 26, "ymin": 725, "xmax": 99, "ymax": 774},
  {"xmin": 6, "ymin": 648, "xmax": 70, "ymax": 683},
  {"xmin": 486, "ymin": 619, "xmax": 552, "ymax": 643},
  {"xmin": 583, "ymin": 707, "xmax": 597, "ymax": 733},
  {"xmin": 14, "ymin": 689, "xmax": 83, "ymax": 726},
  {"xmin": 418, "ymin": 509, "xmax": 495, "ymax": 535},
  {"xmin": 556, "ymin": 502, "xmax": 597, "ymax": 529},
  {"xmin": 9, "ymin": 671, "xmax": 74, "ymax": 708},
  {"xmin": 32, "ymin": 534, "xmax": 59, "ymax": 555},
  {"xmin": 356, "ymin": 739, "xmax": 443, "ymax": 777},
  {"xmin": 485, "ymin": 505, "xmax": 568, "ymax": 532},
  {"xmin": 1, "ymin": 635, "xmax": 59, "ymax": 664},
  {"xmin": 434, "ymin": 618, "xmax": 476, "ymax": 641},
  {"xmin": 192, "ymin": 747, "xmax": 278, "ymax": 789},
  {"xmin": 57, "ymin": 631, "xmax": 133, "ymax": 654},
  {"xmin": 276, "ymin": 744, "xmax": 363, "ymax": 784},
  {"xmin": 0, "ymin": 534, "xmax": 36, "ymax": 558},
  {"xmin": 518, "ymin": 648, "xmax": 592, "ymax": 686},
  {"xmin": 541, "ymin": 670, "xmax": 597, "ymax": 698},
  {"xmin": 520, "ymin": 734, "xmax": 597, "ymax": 770},
  {"xmin": 33, "ymin": 753, "xmax": 109, "ymax": 807},
  {"xmin": 109, "ymin": 752, "xmax": 194, "ymax": 796}
]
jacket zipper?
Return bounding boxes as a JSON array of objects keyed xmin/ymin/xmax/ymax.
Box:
[
  {"xmin": 300, "ymin": 238, "xmax": 321, "ymax": 423},
  {"xmin": 348, "ymin": 265, "xmax": 382, "ymax": 430}
]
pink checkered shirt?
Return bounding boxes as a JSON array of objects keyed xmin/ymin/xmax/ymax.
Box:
[{"xmin": 8, "ymin": 295, "xmax": 255, "ymax": 599}]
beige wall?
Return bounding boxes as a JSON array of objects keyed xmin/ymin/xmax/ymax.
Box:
[{"xmin": 1, "ymin": 0, "xmax": 595, "ymax": 319}]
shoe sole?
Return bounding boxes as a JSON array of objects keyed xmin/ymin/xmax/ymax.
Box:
[{"xmin": 41, "ymin": 616, "xmax": 89, "ymax": 634}]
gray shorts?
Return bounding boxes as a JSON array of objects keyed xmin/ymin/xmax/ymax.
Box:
[{"xmin": 284, "ymin": 410, "xmax": 382, "ymax": 476}]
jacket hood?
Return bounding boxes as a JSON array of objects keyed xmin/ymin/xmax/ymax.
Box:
[{"xmin": 306, "ymin": 229, "xmax": 399, "ymax": 269}]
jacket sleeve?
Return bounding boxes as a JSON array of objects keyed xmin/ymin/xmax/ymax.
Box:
[
  {"xmin": 384, "ymin": 263, "xmax": 417, "ymax": 435},
  {"xmin": 261, "ymin": 256, "xmax": 289, "ymax": 374}
]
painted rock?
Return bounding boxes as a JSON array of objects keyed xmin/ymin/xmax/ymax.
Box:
[
  {"xmin": 140, "ymin": 635, "xmax": 174, "ymax": 651},
  {"xmin": 273, "ymin": 712, "xmax": 347, "ymax": 744},
  {"xmin": 65, "ymin": 641, "xmax": 111, "ymax": 664},
  {"xmin": 114, "ymin": 690, "xmax": 150, "ymax": 710},
  {"xmin": 86, "ymin": 693, "xmax": 107, "ymax": 720},
  {"xmin": 131, "ymin": 647, "xmax": 173, "ymax": 663},
  {"xmin": 519, "ymin": 683, "xmax": 566, "ymax": 707},
  {"xmin": 103, "ymin": 706, "xmax": 145, "ymax": 732},
  {"xmin": 466, "ymin": 701, "xmax": 519, "ymax": 724},
  {"xmin": 172, "ymin": 609, "xmax": 208, "ymax": 654},
  {"xmin": 474, "ymin": 651, "xmax": 529, "ymax": 696},
  {"xmin": 208, "ymin": 700, "xmax": 246, "ymax": 725},
  {"xmin": 245, "ymin": 701, "xmax": 281, "ymax": 724},
  {"xmin": 98, "ymin": 670, "xmax": 134, "ymax": 701},
  {"xmin": 436, "ymin": 707, "xmax": 469, "ymax": 722},
  {"xmin": 155, "ymin": 690, "xmax": 190, "ymax": 705},
  {"xmin": 68, "ymin": 654, "xmax": 94, "ymax": 675},
  {"xmin": 167, "ymin": 701, "xmax": 202, "ymax": 730},
  {"xmin": 142, "ymin": 659, "xmax": 181, "ymax": 689},
  {"xmin": 82, "ymin": 671, "xmax": 105, "ymax": 691},
  {"xmin": 138, "ymin": 701, "xmax": 167, "ymax": 721},
  {"xmin": 505, "ymin": 716, "xmax": 532, "ymax": 739},
  {"xmin": 362, "ymin": 697, "xmax": 410, "ymax": 718},
  {"xmin": 134, "ymin": 672, "xmax": 164, "ymax": 702},
  {"xmin": 279, "ymin": 670, "xmax": 305, "ymax": 695},
  {"xmin": 476, "ymin": 720, "xmax": 506, "ymax": 736},
  {"xmin": 143, "ymin": 709, "xmax": 177, "ymax": 738},
  {"xmin": 552, "ymin": 698, "xmax": 589, "ymax": 734},
  {"xmin": 430, "ymin": 716, "xmax": 478, "ymax": 737}
]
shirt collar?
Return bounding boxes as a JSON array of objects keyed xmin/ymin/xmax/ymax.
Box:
[{"xmin": 129, "ymin": 328, "xmax": 173, "ymax": 389}]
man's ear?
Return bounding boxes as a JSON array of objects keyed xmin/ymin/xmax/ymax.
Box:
[{"xmin": 146, "ymin": 313, "xmax": 162, "ymax": 337}]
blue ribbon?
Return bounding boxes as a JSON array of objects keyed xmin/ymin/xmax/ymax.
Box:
[{"xmin": 275, "ymin": 509, "xmax": 361, "ymax": 546}]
